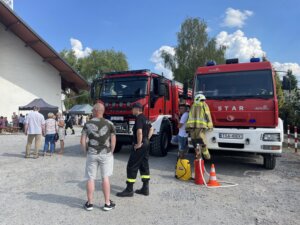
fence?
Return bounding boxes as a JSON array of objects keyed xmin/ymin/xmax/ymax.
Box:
[{"xmin": 287, "ymin": 125, "xmax": 298, "ymax": 153}]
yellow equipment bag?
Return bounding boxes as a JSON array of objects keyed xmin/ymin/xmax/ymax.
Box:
[{"xmin": 175, "ymin": 159, "xmax": 192, "ymax": 181}]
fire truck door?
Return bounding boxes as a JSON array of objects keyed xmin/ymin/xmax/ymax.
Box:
[
  {"xmin": 159, "ymin": 83, "xmax": 167, "ymax": 114},
  {"xmin": 149, "ymin": 77, "xmax": 164, "ymax": 119},
  {"xmin": 164, "ymin": 82, "xmax": 172, "ymax": 115}
]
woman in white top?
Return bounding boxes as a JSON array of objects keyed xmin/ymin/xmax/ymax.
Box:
[
  {"xmin": 56, "ymin": 112, "xmax": 65, "ymax": 154},
  {"xmin": 43, "ymin": 113, "xmax": 58, "ymax": 156}
]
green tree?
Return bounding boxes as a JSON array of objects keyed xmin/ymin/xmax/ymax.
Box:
[
  {"xmin": 279, "ymin": 72, "xmax": 300, "ymax": 131},
  {"xmin": 79, "ymin": 50, "xmax": 128, "ymax": 82},
  {"xmin": 282, "ymin": 69, "xmax": 298, "ymax": 91},
  {"xmin": 60, "ymin": 49, "xmax": 129, "ymax": 108},
  {"xmin": 287, "ymin": 70, "xmax": 298, "ymax": 90},
  {"xmin": 60, "ymin": 50, "xmax": 81, "ymax": 72},
  {"xmin": 274, "ymin": 72, "xmax": 284, "ymax": 109},
  {"xmin": 161, "ymin": 17, "xmax": 225, "ymax": 83}
]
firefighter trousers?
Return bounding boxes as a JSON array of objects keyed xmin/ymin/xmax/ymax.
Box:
[
  {"xmin": 191, "ymin": 128, "xmax": 210, "ymax": 157},
  {"xmin": 127, "ymin": 139, "xmax": 150, "ymax": 183}
]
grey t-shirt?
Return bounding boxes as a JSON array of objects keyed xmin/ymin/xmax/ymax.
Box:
[{"xmin": 81, "ymin": 118, "xmax": 116, "ymax": 154}]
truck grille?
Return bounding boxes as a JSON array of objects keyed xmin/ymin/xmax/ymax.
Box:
[{"xmin": 218, "ymin": 143, "xmax": 244, "ymax": 149}]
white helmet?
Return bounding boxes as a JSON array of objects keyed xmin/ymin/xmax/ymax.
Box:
[{"xmin": 194, "ymin": 93, "xmax": 206, "ymax": 104}]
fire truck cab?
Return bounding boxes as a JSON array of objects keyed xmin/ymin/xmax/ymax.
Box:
[
  {"xmin": 91, "ymin": 69, "xmax": 190, "ymax": 157},
  {"xmin": 194, "ymin": 58, "xmax": 283, "ymax": 169}
]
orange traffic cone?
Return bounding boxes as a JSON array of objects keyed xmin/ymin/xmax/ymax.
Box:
[{"xmin": 207, "ymin": 164, "xmax": 220, "ymax": 187}]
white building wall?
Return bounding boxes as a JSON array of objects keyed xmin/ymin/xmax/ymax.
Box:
[{"xmin": 0, "ymin": 23, "xmax": 61, "ymax": 120}]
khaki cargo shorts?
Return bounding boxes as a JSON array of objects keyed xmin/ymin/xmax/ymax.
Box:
[{"xmin": 85, "ymin": 151, "xmax": 114, "ymax": 180}]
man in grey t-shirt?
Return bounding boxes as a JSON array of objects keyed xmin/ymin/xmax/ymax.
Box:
[{"xmin": 80, "ymin": 103, "xmax": 116, "ymax": 211}]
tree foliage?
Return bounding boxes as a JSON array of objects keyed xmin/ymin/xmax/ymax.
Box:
[
  {"xmin": 60, "ymin": 49, "xmax": 129, "ymax": 109},
  {"xmin": 274, "ymin": 72, "xmax": 284, "ymax": 109},
  {"xmin": 279, "ymin": 71, "xmax": 300, "ymax": 131},
  {"xmin": 161, "ymin": 18, "xmax": 226, "ymax": 83},
  {"xmin": 60, "ymin": 49, "xmax": 129, "ymax": 82},
  {"xmin": 282, "ymin": 70, "xmax": 298, "ymax": 91}
]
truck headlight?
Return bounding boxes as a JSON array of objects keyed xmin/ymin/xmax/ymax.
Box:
[{"xmin": 263, "ymin": 133, "xmax": 281, "ymax": 142}]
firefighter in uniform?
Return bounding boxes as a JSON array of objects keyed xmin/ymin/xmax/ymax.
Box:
[
  {"xmin": 186, "ymin": 93, "xmax": 213, "ymax": 160},
  {"xmin": 65, "ymin": 111, "xmax": 75, "ymax": 135},
  {"xmin": 117, "ymin": 103, "xmax": 154, "ymax": 197}
]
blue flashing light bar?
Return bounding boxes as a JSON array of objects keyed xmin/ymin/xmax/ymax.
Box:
[
  {"xmin": 206, "ymin": 61, "xmax": 216, "ymax": 66},
  {"xmin": 250, "ymin": 58, "xmax": 260, "ymax": 63}
]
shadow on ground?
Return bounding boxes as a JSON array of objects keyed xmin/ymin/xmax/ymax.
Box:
[
  {"xmin": 25, "ymin": 192, "xmax": 84, "ymax": 209},
  {"xmin": 1, "ymin": 152, "xmax": 25, "ymax": 158}
]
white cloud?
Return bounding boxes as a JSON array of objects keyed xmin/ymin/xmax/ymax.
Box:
[
  {"xmin": 222, "ymin": 8, "xmax": 253, "ymax": 28},
  {"xmin": 273, "ymin": 62, "xmax": 300, "ymax": 80},
  {"xmin": 216, "ymin": 30, "xmax": 265, "ymax": 62},
  {"xmin": 70, "ymin": 38, "xmax": 92, "ymax": 59},
  {"xmin": 150, "ymin": 45, "xmax": 175, "ymax": 79}
]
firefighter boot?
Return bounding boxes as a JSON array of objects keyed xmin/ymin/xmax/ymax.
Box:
[
  {"xmin": 116, "ymin": 182, "xmax": 134, "ymax": 197},
  {"xmin": 135, "ymin": 180, "xmax": 149, "ymax": 196},
  {"xmin": 202, "ymin": 145, "xmax": 211, "ymax": 160}
]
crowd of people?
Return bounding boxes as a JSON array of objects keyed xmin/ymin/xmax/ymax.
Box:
[
  {"xmin": 0, "ymin": 113, "xmax": 26, "ymax": 132},
  {"xmin": 0, "ymin": 111, "xmax": 90, "ymax": 133},
  {"xmin": 24, "ymin": 108, "xmax": 65, "ymax": 158},
  {"xmin": 23, "ymin": 109, "xmax": 93, "ymax": 157},
  {"xmin": 23, "ymin": 108, "xmax": 91, "ymax": 157}
]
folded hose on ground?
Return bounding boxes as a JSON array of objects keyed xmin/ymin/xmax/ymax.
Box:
[{"xmin": 198, "ymin": 158, "xmax": 239, "ymax": 188}]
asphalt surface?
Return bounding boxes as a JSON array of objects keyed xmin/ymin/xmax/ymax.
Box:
[{"xmin": 0, "ymin": 128, "xmax": 299, "ymax": 225}]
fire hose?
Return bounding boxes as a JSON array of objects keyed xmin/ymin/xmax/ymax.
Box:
[{"xmin": 198, "ymin": 158, "xmax": 239, "ymax": 188}]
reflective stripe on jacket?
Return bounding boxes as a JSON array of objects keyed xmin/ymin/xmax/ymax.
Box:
[{"xmin": 186, "ymin": 101, "xmax": 213, "ymax": 129}]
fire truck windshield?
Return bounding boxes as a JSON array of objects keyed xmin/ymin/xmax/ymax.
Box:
[
  {"xmin": 195, "ymin": 70, "xmax": 274, "ymax": 99},
  {"xmin": 100, "ymin": 77, "xmax": 148, "ymax": 98}
]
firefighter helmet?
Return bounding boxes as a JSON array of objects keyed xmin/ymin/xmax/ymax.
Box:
[{"xmin": 194, "ymin": 93, "xmax": 206, "ymax": 103}]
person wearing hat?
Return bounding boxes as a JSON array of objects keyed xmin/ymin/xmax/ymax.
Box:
[
  {"xmin": 117, "ymin": 102, "xmax": 154, "ymax": 197},
  {"xmin": 186, "ymin": 93, "xmax": 213, "ymax": 160}
]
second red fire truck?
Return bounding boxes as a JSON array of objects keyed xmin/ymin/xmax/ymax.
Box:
[{"xmin": 192, "ymin": 58, "xmax": 283, "ymax": 169}]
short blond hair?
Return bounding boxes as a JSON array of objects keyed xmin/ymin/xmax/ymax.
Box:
[{"xmin": 48, "ymin": 112, "xmax": 54, "ymax": 118}]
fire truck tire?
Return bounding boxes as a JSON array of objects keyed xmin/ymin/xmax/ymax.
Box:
[
  {"xmin": 114, "ymin": 143, "xmax": 123, "ymax": 153},
  {"xmin": 150, "ymin": 123, "xmax": 171, "ymax": 157},
  {"xmin": 263, "ymin": 154, "xmax": 276, "ymax": 170}
]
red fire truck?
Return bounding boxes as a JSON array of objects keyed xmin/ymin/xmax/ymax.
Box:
[
  {"xmin": 193, "ymin": 58, "xmax": 283, "ymax": 169},
  {"xmin": 90, "ymin": 69, "xmax": 191, "ymax": 156}
]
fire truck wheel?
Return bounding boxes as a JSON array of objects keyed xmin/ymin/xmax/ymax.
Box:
[
  {"xmin": 150, "ymin": 123, "xmax": 171, "ymax": 157},
  {"xmin": 263, "ymin": 154, "xmax": 276, "ymax": 170},
  {"xmin": 114, "ymin": 143, "xmax": 123, "ymax": 153}
]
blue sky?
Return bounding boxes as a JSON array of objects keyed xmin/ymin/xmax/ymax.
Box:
[{"xmin": 11, "ymin": 0, "xmax": 300, "ymax": 78}]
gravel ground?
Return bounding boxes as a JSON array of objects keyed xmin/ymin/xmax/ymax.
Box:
[{"xmin": 0, "ymin": 127, "xmax": 299, "ymax": 225}]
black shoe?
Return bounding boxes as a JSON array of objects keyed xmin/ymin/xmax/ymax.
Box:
[
  {"xmin": 103, "ymin": 200, "xmax": 116, "ymax": 211},
  {"xmin": 135, "ymin": 183, "xmax": 149, "ymax": 196},
  {"xmin": 84, "ymin": 201, "xmax": 93, "ymax": 211},
  {"xmin": 116, "ymin": 188, "xmax": 134, "ymax": 197},
  {"xmin": 116, "ymin": 182, "xmax": 134, "ymax": 197}
]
